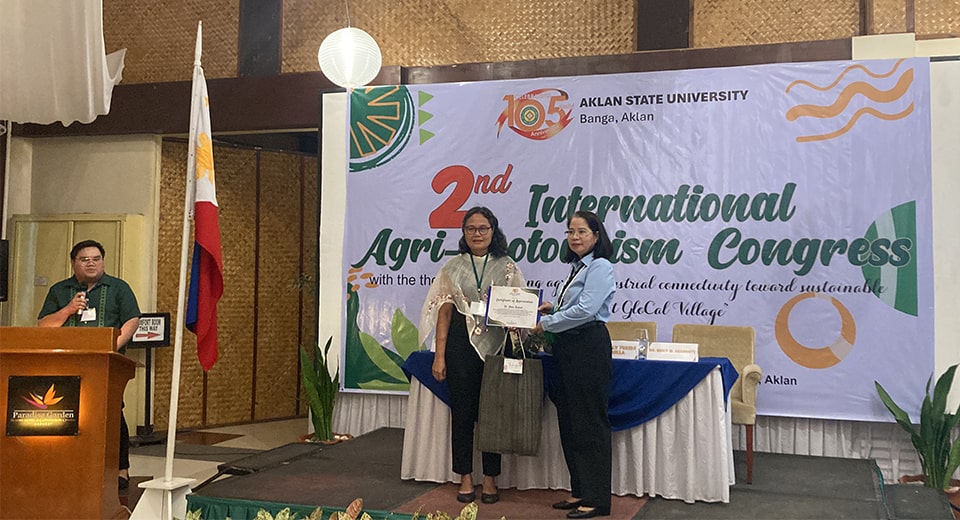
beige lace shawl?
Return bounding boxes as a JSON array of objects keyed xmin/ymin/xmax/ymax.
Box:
[{"xmin": 419, "ymin": 253, "xmax": 525, "ymax": 360}]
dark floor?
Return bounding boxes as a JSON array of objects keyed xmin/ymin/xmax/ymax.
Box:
[
  {"xmin": 639, "ymin": 451, "xmax": 954, "ymax": 520},
  {"xmin": 127, "ymin": 428, "xmax": 957, "ymax": 520},
  {"xmin": 192, "ymin": 429, "xmax": 429, "ymax": 508}
]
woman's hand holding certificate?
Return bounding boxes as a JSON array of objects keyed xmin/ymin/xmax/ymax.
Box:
[{"xmin": 484, "ymin": 286, "xmax": 543, "ymax": 329}]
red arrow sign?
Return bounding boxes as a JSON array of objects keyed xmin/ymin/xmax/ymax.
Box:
[{"xmin": 135, "ymin": 332, "xmax": 161, "ymax": 339}]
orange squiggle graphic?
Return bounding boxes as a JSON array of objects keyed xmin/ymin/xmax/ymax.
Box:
[
  {"xmin": 796, "ymin": 103, "xmax": 914, "ymax": 143},
  {"xmin": 786, "ymin": 58, "xmax": 905, "ymax": 93},
  {"xmin": 786, "ymin": 68, "xmax": 914, "ymax": 121}
]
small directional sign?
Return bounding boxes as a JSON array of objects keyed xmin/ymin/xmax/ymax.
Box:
[{"xmin": 129, "ymin": 312, "xmax": 170, "ymax": 348}]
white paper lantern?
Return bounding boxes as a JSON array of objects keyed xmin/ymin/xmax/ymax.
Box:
[{"xmin": 317, "ymin": 27, "xmax": 382, "ymax": 89}]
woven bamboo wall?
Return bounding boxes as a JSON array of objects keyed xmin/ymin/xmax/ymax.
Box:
[
  {"xmin": 103, "ymin": 0, "xmax": 238, "ymax": 84},
  {"xmin": 156, "ymin": 141, "xmax": 316, "ymax": 429},
  {"xmin": 102, "ymin": 1, "xmax": 960, "ymax": 84},
  {"xmin": 916, "ymin": 0, "xmax": 960, "ymax": 35},
  {"xmin": 282, "ymin": 0, "xmax": 636, "ymax": 71},
  {"xmin": 692, "ymin": 0, "xmax": 860, "ymax": 48},
  {"xmin": 105, "ymin": 1, "xmax": 960, "ymax": 85},
  {"xmin": 156, "ymin": 143, "xmax": 205, "ymax": 429},
  {"xmin": 873, "ymin": 0, "xmax": 908, "ymax": 34},
  {"xmin": 254, "ymin": 151, "xmax": 305, "ymax": 420},
  {"xmin": 300, "ymin": 159, "xmax": 319, "ymax": 418}
]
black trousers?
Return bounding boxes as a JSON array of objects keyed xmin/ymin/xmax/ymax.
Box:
[
  {"xmin": 445, "ymin": 311, "xmax": 501, "ymax": 477},
  {"xmin": 553, "ymin": 322, "xmax": 612, "ymax": 510},
  {"xmin": 120, "ymin": 404, "xmax": 129, "ymax": 470}
]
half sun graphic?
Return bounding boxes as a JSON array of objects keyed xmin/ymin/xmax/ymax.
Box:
[{"xmin": 349, "ymin": 86, "xmax": 416, "ymax": 172}]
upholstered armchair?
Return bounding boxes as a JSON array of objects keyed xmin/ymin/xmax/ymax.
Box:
[
  {"xmin": 606, "ymin": 321, "xmax": 657, "ymax": 342},
  {"xmin": 672, "ymin": 323, "xmax": 762, "ymax": 483}
]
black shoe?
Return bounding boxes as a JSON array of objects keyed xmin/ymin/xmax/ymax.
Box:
[
  {"xmin": 118, "ymin": 476, "xmax": 129, "ymax": 490},
  {"xmin": 566, "ymin": 507, "xmax": 610, "ymax": 519},
  {"xmin": 552, "ymin": 499, "xmax": 582, "ymax": 510},
  {"xmin": 456, "ymin": 491, "xmax": 476, "ymax": 503},
  {"xmin": 481, "ymin": 492, "xmax": 499, "ymax": 504}
]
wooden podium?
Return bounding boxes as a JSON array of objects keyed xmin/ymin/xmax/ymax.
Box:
[{"xmin": 0, "ymin": 327, "xmax": 136, "ymax": 520}]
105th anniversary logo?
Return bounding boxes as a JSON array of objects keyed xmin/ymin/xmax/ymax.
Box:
[{"xmin": 496, "ymin": 88, "xmax": 573, "ymax": 140}]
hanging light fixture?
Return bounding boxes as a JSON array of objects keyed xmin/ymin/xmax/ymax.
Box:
[{"xmin": 318, "ymin": 0, "xmax": 382, "ymax": 89}]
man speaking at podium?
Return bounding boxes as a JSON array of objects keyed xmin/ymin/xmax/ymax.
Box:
[{"xmin": 36, "ymin": 239, "xmax": 141, "ymax": 490}]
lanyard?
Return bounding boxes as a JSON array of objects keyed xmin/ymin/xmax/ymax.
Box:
[
  {"xmin": 557, "ymin": 261, "xmax": 584, "ymax": 309},
  {"xmin": 470, "ymin": 254, "xmax": 489, "ymax": 295}
]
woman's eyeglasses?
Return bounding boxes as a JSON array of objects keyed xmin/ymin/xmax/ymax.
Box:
[
  {"xmin": 564, "ymin": 229, "xmax": 595, "ymax": 238},
  {"xmin": 464, "ymin": 226, "xmax": 492, "ymax": 236}
]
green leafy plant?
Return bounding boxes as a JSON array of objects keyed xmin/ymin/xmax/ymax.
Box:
[
  {"xmin": 301, "ymin": 337, "xmax": 340, "ymax": 442},
  {"xmin": 875, "ymin": 363, "xmax": 960, "ymax": 490},
  {"xmin": 411, "ymin": 501, "xmax": 483, "ymax": 520},
  {"xmin": 184, "ymin": 498, "xmax": 489, "ymax": 520}
]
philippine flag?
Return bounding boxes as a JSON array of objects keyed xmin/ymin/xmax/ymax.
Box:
[{"xmin": 185, "ymin": 37, "xmax": 223, "ymax": 372}]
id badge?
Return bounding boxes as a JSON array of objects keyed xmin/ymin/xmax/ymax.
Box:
[
  {"xmin": 470, "ymin": 300, "xmax": 487, "ymax": 317},
  {"xmin": 503, "ymin": 358, "xmax": 523, "ymax": 374},
  {"xmin": 80, "ymin": 308, "xmax": 97, "ymax": 322}
]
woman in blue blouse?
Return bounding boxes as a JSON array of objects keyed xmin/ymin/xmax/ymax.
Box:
[{"xmin": 534, "ymin": 210, "xmax": 616, "ymax": 519}]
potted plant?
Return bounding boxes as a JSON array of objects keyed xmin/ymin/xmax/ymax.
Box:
[
  {"xmin": 875, "ymin": 363, "xmax": 960, "ymax": 491},
  {"xmin": 301, "ymin": 337, "xmax": 340, "ymax": 443}
]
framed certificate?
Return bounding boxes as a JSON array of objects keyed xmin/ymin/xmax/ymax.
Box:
[{"xmin": 485, "ymin": 286, "xmax": 542, "ymax": 329}]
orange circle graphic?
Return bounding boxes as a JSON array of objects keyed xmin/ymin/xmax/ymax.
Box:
[{"xmin": 774, "ymin": 292, "xmax": 856, "ymax": 369}]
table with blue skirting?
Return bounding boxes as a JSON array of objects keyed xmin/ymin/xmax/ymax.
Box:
[{"xmin": 400, "ymin": 351, "xmax": 739, "ymax": 503}]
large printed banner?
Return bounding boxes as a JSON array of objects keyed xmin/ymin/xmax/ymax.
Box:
[{"xmin": 342, "ymin": 58, "xmax": 933, "ymax": 422}]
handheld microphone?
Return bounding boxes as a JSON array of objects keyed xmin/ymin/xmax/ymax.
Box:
[{"xmin": 76, "ymin": 291, "xmax": 86, "ymax": 315}]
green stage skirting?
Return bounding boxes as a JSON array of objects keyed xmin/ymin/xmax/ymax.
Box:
[{"xmin": 185, "ymin": 494, "xmax": 414, "ymax": 520}]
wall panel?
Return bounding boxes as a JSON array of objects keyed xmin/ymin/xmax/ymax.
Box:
[
  {"xmin": 202, "ymin": 147, "xmax": 259, "ymax": 425},
  {"xmin": 254, "ymin": 151, "xmax": 304, "ymax": 420},
  {"xmin": 156, "ymin": 142, "xmax": 315, "ymax": 429},
  {"xmin": 155, "ymin": 143, "xmax": 204, "ymax": 429}
]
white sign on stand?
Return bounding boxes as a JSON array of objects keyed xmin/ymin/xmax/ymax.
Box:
[
  {"xmin": 647, "ymin": 342, "xmax": 699, "ymax": 362},
  {"xmin": 611, "ymin": 340, "xmax": 640, "ymax": 360}
]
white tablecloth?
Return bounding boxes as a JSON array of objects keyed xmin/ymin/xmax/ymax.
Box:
[{"xmin": 400, "ymin": 366, "xmax": 735, "ymax": 503}]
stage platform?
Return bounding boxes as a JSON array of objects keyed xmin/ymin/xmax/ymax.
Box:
[{"xmin": 133, "ymin": 427, "xmax": 954, "ymax": 520}]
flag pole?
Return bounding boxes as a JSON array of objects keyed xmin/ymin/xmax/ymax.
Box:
[
  {"xmin": 163, "ymin": 20, "xmax": 202, "ymax": 483},
  {"xmin": 130, "ymin": 21, "xmax": 201, "ymax": 520}
]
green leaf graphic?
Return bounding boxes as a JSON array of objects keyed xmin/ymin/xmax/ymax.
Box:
[
  {"xmin": 392, "ymin": 309, "xmax": 423, "ymax": 359},
  {"xmin": 358, "ymin": 380, "xmax": 412, "ymax": 391},
  {"xmin": 359, "ymin": 331, "xmax": 408, "ymax": 384}
]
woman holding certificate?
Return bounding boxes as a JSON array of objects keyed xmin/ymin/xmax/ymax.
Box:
[
  {"xmin": 419, "ymin": 206, "xmax": 526, "ymax": 505},
  {"xmin": 535, "ymin": 210, "xmax": 616, "ymax": 519}
]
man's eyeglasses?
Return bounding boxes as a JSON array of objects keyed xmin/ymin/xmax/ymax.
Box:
[
  {"xmin": 564, "ymin": 229, "xmax": 595, "ymax": 238},
  {"xmin": 464, "ymin": 226, "xmax": 492, "ymax": 236},
  {"xmin": 77, "ymin": 256, "xmax": 103, "ymax": 265}
]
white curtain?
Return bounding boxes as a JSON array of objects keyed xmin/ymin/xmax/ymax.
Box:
[
  {"xmin": 0, "ymin": 0, "xmax": 125, "ymax": 125},
  {"xmin": 730, "ymin": 416, "xmax": 949, "ymax": 483},
  {"xmin": 332, "ymin": 392, "xmax": 407, "ymax": 436}
]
